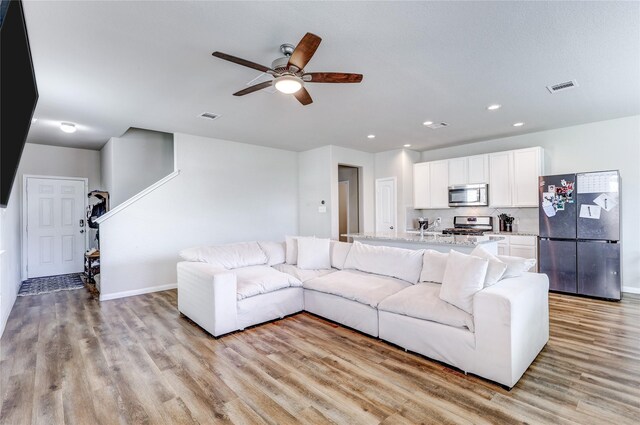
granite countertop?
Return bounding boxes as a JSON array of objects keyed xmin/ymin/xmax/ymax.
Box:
[
  {"xmin": 485, "ymin": 231, "xmax": 539, "ymax": 237},
  {"xmin": 342, "ymin": 232, "xmax": 504, "ymax": 246}
]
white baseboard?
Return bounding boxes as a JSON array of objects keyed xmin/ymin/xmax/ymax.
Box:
[
  {"xmin": 622, "ymin": 286, "xmax": 640, "ymax": 295},
  {"xmin": 99, "ymin": 283, "xmax": 177, "ymax": 301}
]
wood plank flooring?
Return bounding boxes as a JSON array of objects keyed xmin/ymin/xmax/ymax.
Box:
[{"xmin": 1, "ymin": 289, "xmax": 639, "ymax": 424}]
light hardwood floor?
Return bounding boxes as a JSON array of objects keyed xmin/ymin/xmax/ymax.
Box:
[{"xmin": 1, "ymin": 289, "xmax": 639, "ymax": 425}]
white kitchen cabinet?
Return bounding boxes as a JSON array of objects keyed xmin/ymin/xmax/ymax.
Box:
[
  {"xmin": 413, "ymin": 162, "xmax": 430, "ymax": 209},
  {"xmin": 489, "ymin": 147, "xmax": 543, "ymax": 208},
  {"xmin": 512, "ymin": 147, "xmax": 543, "ymax": 207},
  {"xmin": 497, "ymin": 234, "xmax": 538, "ymax": 270},
  {"xmin": 497, "ymin": 236, "xmax": 510, "ymax": 256},
  {"xmin": 448, "ymin": 154, "xmax": 488, "ymax": 185},
  {"xmin": 489, "ymin": 151, "xmax": 514, "ymax": 207},
  {"xmin": 413, "ymin": 160, "xmax": 449, "ymax": 209},
  {"xmin": 448, "ymin": 157, "xmax": 467, "ymax": 186},
  {"xmin": 429, "ymin": 160, "xmax": 450, "ymax": 208},
  {"xmin": 467, "ymin": 154, "xmax": 489, "ymax": 184}
]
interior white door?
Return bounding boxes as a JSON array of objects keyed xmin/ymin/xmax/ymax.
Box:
[
  {"xmin": 27, "ymin": 178, "xmax": 85, "ymax": 278},
  {"xmin": 376, "ymin": 177, "xmax": 397, "ymax": 232}
]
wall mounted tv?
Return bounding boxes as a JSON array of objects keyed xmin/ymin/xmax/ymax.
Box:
[{"xmin": 0, "ymin": 0, "xmax": 39, "ymax": 207}]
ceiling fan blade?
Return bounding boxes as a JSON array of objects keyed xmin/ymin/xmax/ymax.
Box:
[
  {"xmin": 233, "ymin": 81, "xmax": 273, "ymax": 96},
  {"xmin": 293, "ymin": 87, "xmax": 313, "ymax": 105},
  {"xmin": 304, "ymin": 72, "xmax": 363, "ymax": 83},
  {"xmin": 288, "ymin": 33, "xmax": 322, "ymax": 71},
  {"xmin": 212, "ymin": 51, "xmax": 274, "ymax": 73}
]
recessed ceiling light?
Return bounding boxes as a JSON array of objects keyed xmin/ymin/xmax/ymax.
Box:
[
  {"xmin": 513, "ymin": 122, "xmax": 524, "ymax": 127},
  {"xmin": 403, "ymin": 144, "xmax": 411, "ymax": 147},
  {"xmin": 487, "ymin": 104, "xmax": 501, "ymax": 110},
  {"xmin": 367, "ymin": 134, "xmax": 376, "ymax": 139},
  {"xmin": 31, "ymin": 117, "xmax": 37, "ymax": 123},
  {"xmin": 423, "ymin": 121, "xmax": 433, "ymax": 126},
  {"xmin": 60, "ymin": 122, "xmax": 77, "ymax": 133}
]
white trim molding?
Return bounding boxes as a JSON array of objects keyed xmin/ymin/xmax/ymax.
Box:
[
  {"xmin": 622, "ymin": 286, "xmax": 640, "ymax": 295},
  {"xmin": 96, "ymin": 170, "xmax": 180, "ymax": 224},
  {"xmin": 99, "ymin": 283, "xmax": 177, "ymax": 301}
]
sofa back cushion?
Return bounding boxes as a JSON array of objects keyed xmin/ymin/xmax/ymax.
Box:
[
  {"xmin": 419, "ymin": 249, "xmax": 449, "ymax": 283},
  {"xmin": 258, "ymin": 241, "xmax": 286, "ymax": 266},
  {"xmin": 330, "ymin": 241, "xmax": 352, "ymax": 270},
  {"xmin": 179, "ymin": 242, "xmax": 267, "ymax": 269},
  {"xmin": 343, "ymin": 241, "xmax": 423, "ymax": 284},
  {"xmin": 285, "ymin": 236, "xmax": 299, "ymax": 265},
  {"xmin": 497, "ymin": 255, "xmax": 537, "ymax": 278}
]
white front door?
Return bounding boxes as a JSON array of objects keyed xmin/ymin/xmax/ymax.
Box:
[
  {"xmin": 375, "ymin": 177, "xmax": 397, "ymax": 233},
  {"xmin": 26, "ymin": 177, "xmax": 86, "ymax": 278}
]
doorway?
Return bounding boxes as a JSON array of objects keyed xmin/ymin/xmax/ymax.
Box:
[
  {"xmin": 338, "ymin": 165, "xmax": 360, "ymax": 242},
  {"xmin": 23, "ymin": 176, "xmax": 87, "ymax": 278}
]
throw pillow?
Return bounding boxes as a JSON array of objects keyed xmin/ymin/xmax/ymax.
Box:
[
  {"xmin": 258, "ymin": 241, "xmax": 286, "ymax": 266},
  {"xmin": 470, "ymin": 246, "xmax": 508, "ymax": 287},
  {"xmin": 297, "ymin": 237, "xmax": 331, "ymax": 270},
  {"xmin": 439, "ymin": 250, "xmax": 489, "ymax": 314},
  {"xmin": 497, "ymin": 255, "xmax": 537, "ymax": 278},
  {"xmin": 419, "ymin": 250, "xmax": 449, "ymax": 283}
]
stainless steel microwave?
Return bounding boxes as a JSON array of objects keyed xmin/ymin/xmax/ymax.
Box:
[{"xmin": 448, "ymin": 184, "xmax": 488, "ymax": 207}]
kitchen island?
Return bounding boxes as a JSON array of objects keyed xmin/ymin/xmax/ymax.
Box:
[{"xmin": 342, "ymin": 232, "xmax": 503, "ymax": 255}]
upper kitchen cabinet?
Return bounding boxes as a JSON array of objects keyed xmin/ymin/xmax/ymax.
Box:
[
  {"xmin": 467, "ymin": 154, "xmax": 489, "ymax": 184},
  {"xmin": 413, "ymin": 160, "xmax": 450, "ymax": 209},
  {"xmin": 512, "ymin": 147, "xmax": 543, "ymax": 206},
  {"xmin": 489, "ymin": 147, "xmax": 543, "ymax": 208},
  {"xmin": 449, "ymin": 154, "xmax": 489, "ymax": 185},
  {"xmin": 413, "ymin": 162, "xmax": 430, "ymax": 209}
]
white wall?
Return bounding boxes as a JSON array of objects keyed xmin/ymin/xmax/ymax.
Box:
[
  {"xmin": 374, "ymin": 149, "xmax": 421, "ymax": 231},
  {"xmin": 298, "ymin": 145, "xmax": 375, "ymax": 239},
  {"xmin": 101, "ymin": 129, "xmax": 174, "ymax": 207},
  {"xmin": 420, "ymin": 115, "xmax": 640, "ymax": 290},
  {"xmin": 298, "ymin": 146, "xmax": 332, "ymax": 237},
  {"xmin": 0, "ymin": 178, "xmax": 22, "ymax": 337},
  {"xmin": 98, "ymin": 133, "xmax": 298, "ymax": 299},
  {"xmin": 0, "ymin": 143, "xmax": 101, "ymax": 336}
]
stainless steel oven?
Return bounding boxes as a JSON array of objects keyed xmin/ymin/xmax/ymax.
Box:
[{"xmin": 448, "ymin": 184, "xmax": 488, "ymax": 207}]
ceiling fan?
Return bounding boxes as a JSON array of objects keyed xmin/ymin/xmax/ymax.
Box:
[{"xmin": 212, "ymin": 32, "xmax": 363, "ymax": 106}]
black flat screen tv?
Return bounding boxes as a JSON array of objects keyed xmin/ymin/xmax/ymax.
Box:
[{"xmin": 0, "ymin": 0, "xmax": 39, "ymax": 207}]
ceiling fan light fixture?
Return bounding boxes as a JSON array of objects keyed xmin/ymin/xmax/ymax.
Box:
[{"xmin": 274, "ymin": 75, "xmax": 303, "ymax": 94}]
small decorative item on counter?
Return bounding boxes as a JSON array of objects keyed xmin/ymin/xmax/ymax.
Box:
[{"xmin": 498, "ymin": 213, "xmax": 515, "ymax": 232}]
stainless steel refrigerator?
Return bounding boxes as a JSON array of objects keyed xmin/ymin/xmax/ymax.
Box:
[{"xmin": 538, "ymin": 171, "xmax": 621, "ymax": 300}]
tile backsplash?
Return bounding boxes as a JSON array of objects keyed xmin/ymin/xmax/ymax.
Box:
[{"xmin": 407, "ymin": 206, "xmax": 539, "ymax": 233}]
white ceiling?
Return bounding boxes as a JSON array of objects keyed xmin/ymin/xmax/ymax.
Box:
[{"xmin": 23, "ymin": 1, "xmax": 640, "ymax": 153}]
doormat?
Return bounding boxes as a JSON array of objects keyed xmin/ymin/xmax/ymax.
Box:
[{"xmin": 18, "ymin": 273, "xmax": 85, "ymax": 296}]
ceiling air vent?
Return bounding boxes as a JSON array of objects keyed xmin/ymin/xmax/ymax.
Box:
[
  {"xmin": 425, "ymin": 122, "xmax": 449, "ymax": 130},
  {"xmin": 546, "ymin": 80, "xmax": 578, "ymax": 94},
  {"xmin": 199, "ymin": 112, "xmax": 221, "ymax": 121}
]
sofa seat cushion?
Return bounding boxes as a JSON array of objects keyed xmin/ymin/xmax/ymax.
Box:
[
  {"xmin": 303, "ymin": 270, "xmax": 411, "ymax": 308},
  {"xmin": 235, "ymin": 266, "xmax": 302, "ymax": 300},
  {"xmin": 378, "ymin": 282, "xmax": 475, "ymax": 332},
  {"xmin": 272, "ymin": 263, "xmax": 336, "ymax": 283}
]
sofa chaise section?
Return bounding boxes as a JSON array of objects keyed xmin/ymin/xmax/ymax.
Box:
[{"xmin": 378, "ymin": 272, "xmax": 549, "ymax": 388}]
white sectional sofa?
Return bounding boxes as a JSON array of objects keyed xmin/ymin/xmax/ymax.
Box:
[{"xmin": 177, "ymin": 238, "xmax": 549, "ymax": 388}]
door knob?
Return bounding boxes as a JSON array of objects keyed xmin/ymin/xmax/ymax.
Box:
[
  {"xmin": 390, "ymin": 226, "xmax": 394, "ymax": 230},
  {"xmin": 80, "ymin": 230, "xmax": 85, "ymax": 234}
]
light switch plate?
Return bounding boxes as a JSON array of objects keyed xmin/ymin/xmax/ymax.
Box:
[{"xmin": 318, "ymin": 206, "xmax": 327, "ymax": 213}]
